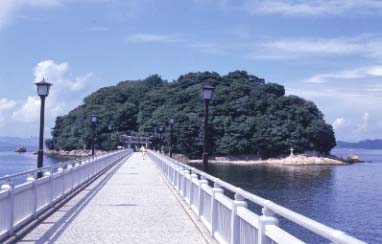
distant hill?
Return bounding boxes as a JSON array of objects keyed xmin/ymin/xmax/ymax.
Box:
[
  {"xmin": 337, "ymin": 139, "xmax": 382, "ymax": 149},
  {"xmin": 0, "ymin": 137, "xmax": 39, "ymax": 152}
]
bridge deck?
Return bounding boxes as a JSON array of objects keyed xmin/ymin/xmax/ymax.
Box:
[{"xmin": 18, "ymin": 153, "xmax": 208, "ymax": 244}]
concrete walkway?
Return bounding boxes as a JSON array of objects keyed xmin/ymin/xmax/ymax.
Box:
[{"xmin": 18, "ymin": 153, "xmax": 208, "ymax": 244}]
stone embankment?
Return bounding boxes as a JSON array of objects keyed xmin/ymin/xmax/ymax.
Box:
[
  {"xmin": 188, "ymin": 155, "xmax": 349, "ymax": 165},
  {"xmin": 44, "ymin": 149, "xmax": 106, "ymax": 157},
  {"xmin": 261, "ymin": 155, "xmax": 346, "ymax": 165}
]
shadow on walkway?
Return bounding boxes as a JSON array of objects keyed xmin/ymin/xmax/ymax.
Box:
[{"xmin": 20, "ymin": 159, "xmax": 127, "ymax": 244}]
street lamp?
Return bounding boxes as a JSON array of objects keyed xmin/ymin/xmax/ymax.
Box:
[
  {"xmin": 108, "ymin": 124, "xmax": 112, "ymax": 151},
  {"xmin": 201, "ymin": 84, "xmax": 215, "ymax": 167},
  {"xmin": 91, "ymin": 115, "xmax": 97, "ymax": 156},
  {"xmin": 159, "ymin": 127, "xmax": 164, "ymax": 153},
  {"xmin": 35, "ymin": 78, "xmax": 52, "ymax": 178},
  {"xmin": 168, "ymin": 118, "xmax": 175, "ymax": 158}
]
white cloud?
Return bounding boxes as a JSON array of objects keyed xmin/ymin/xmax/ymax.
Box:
[
  {"xmin": 304, "ymin": 65, "xmax": 382, "ymax": 83},
  {"xmin": 12, "ymin": 96, "xmax": 40, "ymax": 123},
  {"xmin": 193, "ymin": 0, "xmax": 231, "ymax": 8},
  {"xmin": 358, "ymin": 112, "xmax": 370, "ymax": 131},
  {"xmin": 286, "ymin": 86, "xmax": 382, "ymax": 141},
  {"xmin": 33, "ymin": 60, "xmax": 68, "ymax": 83},
  {"xmin": 11, "ymin": 96, "xmax": 65, "ymax": 123},
  {"xmin": 0, "ymin": 98, "xmax": 16, "ymax": 111},
  {"xmin": 192, "ymin": 0, "xmax": 382, "ymax": 17},
  {"xmin": 359, "ymin": 113, "xmax": 369, "ymax": 130},
  {"xmin": 250, "ymin": 35, "xmax": 382, "ymax": 60},
  {"xmin": 0, "ymin": 98, "xmax": 16, "ymax": 127},
  {"xmin": 126, "ymin": 33, "xmax": 231, "ymax": 55},
  {"xmin": 33, "ymin": 60, "xmax": 92, "ymax": 91},
  {"xmin": 0, "ymin": 0, "xmax": 63, "ymax": 29},
  {"xmin": 126, "ymin": 34, "xmax": 183, "ymax": 44},
  {"xmin": 126, "ymin": 32, "xmax": 382, "ymax": 62},
  {"xmin": 332, "ymin": 118, "xmax": 346, "ymax": 130},
  {"xmin": 246, "ymin": 0, "xmax": 382, "ymax": 16},
  {"xmin": 12, "ymin": 59, "xmax": 92, "ymax": 123}
]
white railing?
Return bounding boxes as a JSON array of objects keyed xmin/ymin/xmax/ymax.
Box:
[
  {"xmin": 0, "ymin": 149, "xmax": 132, "ymax": 241},
  {"xmin": 149, "ymin": 151, "xmax": 367, "ymax": 244}
]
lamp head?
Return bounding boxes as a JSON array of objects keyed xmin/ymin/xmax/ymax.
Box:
[
  {"xmin": 35, "ymin": 78, "xmax": 52, "ymax": 97},
  {"xmin": 201, "ymin": 84, "xmax": 215, "ymax": 100},
  {"xmin": 91, "ymin": 115, "xmax": 97, "ymax": 123}
]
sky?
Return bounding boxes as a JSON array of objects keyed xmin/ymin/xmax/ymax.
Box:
[{"xmin": 0, "ymin": 0, "xmax": 381, "ymax": 142}]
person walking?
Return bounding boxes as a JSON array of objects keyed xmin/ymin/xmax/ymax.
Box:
[{"xmin": 140, "ymin": 145, "xmax": 147, "ymax": 160}]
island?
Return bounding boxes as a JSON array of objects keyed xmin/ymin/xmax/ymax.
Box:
[{"xmin": 46, "ymin": 70, "xmax": 338, "ymax": 165}]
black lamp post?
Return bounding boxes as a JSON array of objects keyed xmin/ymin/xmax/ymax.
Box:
[
  {"xmin": 91, "ymin": 115, "xmax": 97, "ymax": 156},
  {"xmin": 159, "ymin": 127, "xmax": 164, "ymax": 153},
  {"xmin": 108, "ymin": 124, "xmax": 112, "ymax": 151},
  {"xmin": 201, "ymin": 84, "xmax": 215, "ymax": 167},
  {"xmin": 168, "ymin": 118, "xmax": 175, "ymax": 158},
  {"xmin": 35, "ymin": 78, "xmax": 52, "ymax": 178}
]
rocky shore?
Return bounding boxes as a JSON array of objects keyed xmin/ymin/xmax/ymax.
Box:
[
  {"xmin": 44, "ymin": 149, "xmax": 106, "ymax": 157},
  {"xmin": 187, "ymin": 154, "xmax": 349, "ymax": 165}
]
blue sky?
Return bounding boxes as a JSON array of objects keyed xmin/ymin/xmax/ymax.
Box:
[{"xmin": 0, "ymin": 0, "xmax": 381, "ymax": 142}]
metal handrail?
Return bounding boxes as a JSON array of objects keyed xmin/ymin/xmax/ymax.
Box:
[{"xmin": 153, "ymin": 151, "xmax": 366, "ymax": 244}]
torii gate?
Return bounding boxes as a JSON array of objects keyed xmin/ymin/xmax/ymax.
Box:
[{"xmin": 120, "ymin": 135, "xmax": 151, "ymax": 149}]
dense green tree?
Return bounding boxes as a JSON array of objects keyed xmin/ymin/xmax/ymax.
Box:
[{"xmin": 48, "ymin": 70, "xmax": 336, "ymax": 158}]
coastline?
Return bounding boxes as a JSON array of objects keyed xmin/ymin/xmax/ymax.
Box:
[
  {"xmin": 45, "ymin": 150, "xmax": 355, "ymax": 166},
  {"xmin": 187, "ymin": 155, "xmax": 350, "ymax": 165},
  {"xmin": 44, "ymin": 149, "xmax": 106, "ymax": 157}
]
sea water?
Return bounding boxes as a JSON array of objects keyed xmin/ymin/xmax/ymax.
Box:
[
  {"xmin": 0, "ymin": 151, "xmax": 72, "ymax": 178},
  {"xmin": 190, "ymin": 148, "xmax": 382, "ymax": 243}
]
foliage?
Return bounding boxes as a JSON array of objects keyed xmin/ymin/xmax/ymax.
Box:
[{"xmin": 48, "ymin": 71, "xmax": 336, "ymax": 158}]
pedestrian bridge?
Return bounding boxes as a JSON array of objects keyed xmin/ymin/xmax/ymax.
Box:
[{"xmin": 0, "ymin": 150, "xmax": 366, "ymax": 244}]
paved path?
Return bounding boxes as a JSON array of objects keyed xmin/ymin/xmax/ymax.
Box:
[{"xmin": 18, "ymin": 153, "xmax": 208, "ymax": 244}]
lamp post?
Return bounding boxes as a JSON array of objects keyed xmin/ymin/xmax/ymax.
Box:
[
  {"xmin": 168, "ymin": 118, "xmax": 175, "ymax": 158},
  {"xmin": 35, "ymin": 78, "xmax": 52, "ymax": 178},
  {"xmin": 159, "ymin": 127, "xmax": 164, "ymax": 153},
  {"xmin": 201, "ymin": 84, "xmax": 215, "ymax": 168},
  {"xmin": 108, "ymin": 124, "xmax": 112, "ymax": 151},
  {"xmin": 91, "ymin": 115, "xmax": 97, "ymax": 156}
]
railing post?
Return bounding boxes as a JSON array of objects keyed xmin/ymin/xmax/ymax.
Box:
[
  {"xmin": 44, "ymin": 170, "xmax": 53, "ymax": 206},
  {"xmin": 211, "ymin": 181, "xmax": 223, "ymax": 237},
  {"xmin": 26, "ymin": 174, "xmax": 37, "ymax": 218},
  {"xmin": 189, "ymin": 171, "xmax": 198, "ymax": 208},
  {"xmin": 168, "ymin": 162, "xmax": 174, "ymax": 185},
  {"xmin": 67, "ymin": 164, "xmax": 73, "ymax": 192},
  {"xmin": 57, "ymin": 167, "xmax": 64, "ymax": 198},
  {"xmin": 258, "ymin": 203, "xmax": 279, "ymax": 244},
  {"xmin": 174, "ymin": 166, "xmax": 179, "ymax": 191},
  {"xmin": 198, "ymin": 175, "xmax": 208, "ymax": 219},
  {"xmin": 91, "ymin": 157, "xmax": 95, "ymax": 176},
  {"xmin": 231, "ymin": 192, "xmax": 247, "ymax": 244},
  {"xmin": 183, "ymin": 170, "xmax": 191, "ymax": 203},
  {"xmin": 1, "ymin": 180, "xmax": 14, "ymax": 235},
  {"xmin": 171, "ymin": 164, "xmax": 175, "ymax": 186},
  {"xmin": 178, "ymin": 167, "xmax": 183, "ymax": 193},
  {"xmin": 74, "ymin": 162, "xmax": 80, "ymax": 187}
]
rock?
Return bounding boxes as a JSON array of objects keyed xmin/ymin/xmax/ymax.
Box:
[
  {"xmin": 44, "ymin": 149, "xmax": 106, "ymax": 157},
  {"xmin": 190, "ymin": 154, "xmax": 347, "ymax": 165}
]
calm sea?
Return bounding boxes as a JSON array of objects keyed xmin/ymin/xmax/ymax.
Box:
[
  {"xmin": 0, "ymin": 151, "xmax": 71, "ymax": 178},
  {"xmin": 190, "ymin": 148, "xmax": 382, "ymax": 243}
]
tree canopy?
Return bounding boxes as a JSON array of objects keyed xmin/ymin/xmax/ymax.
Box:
[{"xmin": 47, "ymin": 70, "xmax": 336, "ymax": 158}]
